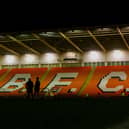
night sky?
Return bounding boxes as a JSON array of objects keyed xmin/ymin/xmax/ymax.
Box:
[{"xmin": 0, "ymin": 2, "xmax": 128, "ymax": 32}]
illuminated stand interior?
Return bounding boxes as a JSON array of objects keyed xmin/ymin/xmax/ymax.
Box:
[
  {"xmin": 0, "ymin": 49, "xmax": 128, "ymax": 97},
  {"xmin": 0, "ymin": 66, "xmax": 128, "ymax": 97}
]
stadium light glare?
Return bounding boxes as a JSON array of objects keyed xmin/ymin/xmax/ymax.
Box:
[
  {"xmin": 23, "ymin": 54, "xmax": 38, "ymax": 64},
  {"xmin": 4, "ymin": 55, "xmax": 18, "ymax": 64},
  {"xmin": 106, "ymin": 50, "xmax": 129, "ymax": 61},
  {"xmin": 83, "ymin": 50, "xmax": 105, "ymax": 62},
  {"xmin": 111, "ymin": 50, "xmax": 124, "ymax": 59},
  {"xmin": 40, "ymin": 53, "xmax": 59, "ymax": 64},
  {"xmin": 87, "ymin": 51, "xmax": 102, "ymax": 60}
]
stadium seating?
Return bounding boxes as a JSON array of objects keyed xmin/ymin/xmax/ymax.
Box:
[
  {"xmin": 0, "ymin": 69, "xmax": 8, "ymax": 78},
  {"xmin": 40, "ymin": 67, "xmax": 91, "ymax": 97},
  {"xmin": 0, "ymin": 68, "xmax": 47, "ymax": 95},
  {"xmin": 81, "ymin": 66, "xmax": 129, "ymax": 97},
  {"xmin": 0, "ymin": 66, "xmax": 129, "ymax": 97}
]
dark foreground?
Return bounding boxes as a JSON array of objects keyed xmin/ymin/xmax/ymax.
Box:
[{"xmin": 0, "ymin": 96, "xmax": 129, "ymax": 129}]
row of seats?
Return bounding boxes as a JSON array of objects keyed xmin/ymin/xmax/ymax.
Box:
[
  {"xmin": 0, "ymin": 67, "xmax": 91, "ymax": 96},
  {"xmin": 82, "ymin": 66, "xmax": 129, "ymax": 97},
  {"xmin": 40, "ymin": 67, "xmax": 91, "ymax": 96},
  {"xmin": 0, "ymin": 68, "xmax": 47, "ymax": 96},
  {"xmin": 0, "ymin": 66, "xmax": 128, "ymax": 97}
]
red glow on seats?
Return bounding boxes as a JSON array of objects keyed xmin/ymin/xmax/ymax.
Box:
[
  {"xmin": 0, "ymin": 66, "xmax": 129, "ymax": 98},
  {"xmin": 81, "ymin": 66, "xmax": 129, "ymax": 97},
  {"xmin": 0, "ymin": 68, "xmax": 47, "ymax": 96},
  {"xmin": 40, "ymin": 67, "xmax": 91, "ymax": 96}
]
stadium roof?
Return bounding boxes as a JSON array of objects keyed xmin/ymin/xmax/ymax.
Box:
[
  {"xmin": 0, "ymin": 3, "xmax": 129, "ymax": 56},
  {"xmin": 0, "ymin": 25, "xmax": 129, "ymax": 55}
]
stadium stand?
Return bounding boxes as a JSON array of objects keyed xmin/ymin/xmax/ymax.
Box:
[
  {"xmin": 41, "ymin": 67, "xmax": 91, "ymax": 97},
  {"xmin": 0, "ymin": 68, "xmax": 47, "ymax": 96},
  {"xmin": 82, "ymin": 66, "xmax": 129, "ymax": 97},
  {"xmin": 0, "ymin": 67, "xmax": 91, "ymax": 97},
  {"xmin": 0, "ymin": 66, "xmax": 129, "ymax": 97}
]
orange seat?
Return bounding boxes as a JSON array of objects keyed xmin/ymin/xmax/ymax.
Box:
[
  {"xmin": 40, "ymin": 67, "xmax": 91, "ymax": 97},
  {"xmin": 0, "ymin": 68, "xmax": 47, "ymax": 96},
  {"xmin": 81, "ymin": 66, "xmax": 129, "ymax": 97}
]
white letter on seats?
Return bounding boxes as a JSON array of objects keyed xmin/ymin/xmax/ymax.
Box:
[
  {"xmin": 0, "ymin": 74, "xmax": 31, "ymax": 92},
  {"xmin": 98, "ymin": 72, "xmax": 126, "ymax": 92},
  {"xmin": 43, "ymin": 73, "xmax": 78, "ymax": 92}
]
